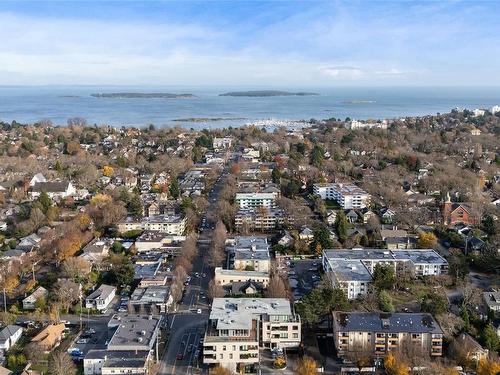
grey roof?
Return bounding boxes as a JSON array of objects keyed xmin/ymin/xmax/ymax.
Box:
[
  {"xmin": 85, "ymin": 349, "xmax": 149, "ymax": 368},
  {"xmin": 333, "ymin": 312, "xmax": 443, "ymax": 334},
  {"xmin": 31, "ymin": 181, "xmax": 70, "ymax": 192},
  {"xmin": 328, "ymin": 259, "xmax": 372, "ymax": 282},
  {"xmin": 130, "ymin": 286, "xmax": 170, "ymax": 304},
  {"xmin": 210, "ymin": 298, "xmax": 293, "ymax": 331},
  {"xmin": 0, "ymin": 325, "xmax": 22, "ymax": 343},
  {"xmin": 134, "ymin": 262, "xmax": 161, "ymax": 279},
  {"xmin": 228, "ymin": 236, "xmax": 270, "ymax": 261},
  {"xmin": 107, "ymin": 314, "xmax": 161, "ymax": 351},
  {"xmin": 86, "ymin": 284, "xmax": 116, "ymax": 301},
  {"xmin": 323, "ymin": 248, "xmax": 447, "ymax": 265},
  {"xmin": 391, "ymin": 250, "xmax": 447, "ymax": 265}
]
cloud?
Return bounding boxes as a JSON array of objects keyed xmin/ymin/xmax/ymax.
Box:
[{"xmin": 320, "ymin": 66, "xmax": 364, "ymax": 79}]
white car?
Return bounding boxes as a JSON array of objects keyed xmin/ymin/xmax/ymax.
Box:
[{"xmin": 197, "ymin": 309, "xmax": 202, "ymax": 314}]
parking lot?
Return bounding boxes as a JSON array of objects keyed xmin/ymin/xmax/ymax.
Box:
[
  {"xmin": 285, "ymin": 259, "xmax": 322, "ymax": 302},
  {"xmin": 69, "ymin": 321, "xmax": 110, "ymax": 357}
]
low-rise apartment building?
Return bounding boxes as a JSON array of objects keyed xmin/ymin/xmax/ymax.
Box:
[
  {"xmin": 117, "ymin": 215, "xmax": 186, "ymax": 235},
  {"xmin": 313, "ymin": 183, "xmax": 371, "ymax": 209},
  {"xmin": 203, "ymin": 298, "xmax": 300, "ymax": 373},
  {"xmin": 323, "ymin": 249, "xmax": 448, "ymax": 299},
  {"xmin": 214, "ymin": 267, "xmax": 270, "ymax": 287},
  {"xmin": 227, "ymin": 236, "xmax": 271, "ymax": 273},
  {"xmin": 235, "ymin": 207, "xmax": 286, "ymax": 232},
  {"xmin": 235, "ymin": 192, "xmax": 278, "ymax": 209},
  {"xmin": 332, "ymin": 312, "xmax": 443, "ymax": 359}
]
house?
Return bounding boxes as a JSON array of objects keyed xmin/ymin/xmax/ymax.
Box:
[
  {"xmin": 298, "ymin": 227, "xmax": 314, "ymax": 241},
  {"xmin": 80, "ymin": 238, "xmax": 112, "ymax": 269},
  {"xmin": 29, "ymin": 181, "xmax": 76, "ymax": 200},
  {"xmin": 332, "ymin": 312, "xmax": 443, "ymax": 358},
  {"xmin": 278, "ymin": 231, "xmax": 294, "ymax": 248},
  {"xmin": 203, "ymin": 298, "xmax": 301, "ymax": 373},
  {"xmin": 483, "ymin": 291, "xmax": 500, "ymax": 312},
  {"xmin": 380, "ymin": 208, "xmax": 396, "ymax": 224},
  {"xmin": 213, "ymin": 137, "xmax": 233, "ymax": 151},
  {"xmin": 470, "ymin": 127, "xmax": 481, "ymax": 136},
  {"xmin": 0, "ymin": 325, "xmax": 23, "ymax": 353},
  {"xmin": 345, "ymin": 210, "xmax": 358, "ymax": 224},
  {"xmin": 28, "ymin": 173, "xmax": 46, "ymax": 187},
  {"xmin": 85, "ymin": 285, "xmax": 116, "ymax": 311},
  {"xmin": 31, "ymin": 323, "xmax": 65, "ymax": 352},
  {"xmin": 326, "ymin": 210, "xmax": 338, "ymax": 226},
  {"xmin": 84, "ymin": 350, "xmax": 150, "ymax": 375},
  {"xmin": 360, "ymin": 208, "xmax": 375, "ymax": 223},
  {"xmin": 442, "ymin": 193, "xmax": 478, "ymax": 226},
  {"xmin": 22, "ymin": 286, "xmax": 48, "ymax": 310},
  {"xmin": 230, "ymin": 281, "xmax": 264, "ymax": 296},
  {"xmin": 456, "ymin": 334, "xmax": 488, "ymax": 362}
]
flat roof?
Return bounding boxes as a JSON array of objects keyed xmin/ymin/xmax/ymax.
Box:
[
  {"xmin": 328, "ymin": 259, "xmax": 372, "ymax": 282},
  {"xmin": 323, "ymin": 249, "xmax": 447, "ymax": 265},
  {"xmin": 333, "ymin": 312, "xmax": 443, "ymax": 334},
  {"xmin": 130, "ymin": 286, "xmax": 170, "ymax": 304},
  {"xmin": 215, "ymin": 267, "xmax": 269, "ymax": 278},
  {"xmin": 210, "ymin": 298, "xmax": 293, "ymax": 331},
  {"xmin": 107, "ymin": 314, "xmax": 161, "ymax": 351}
]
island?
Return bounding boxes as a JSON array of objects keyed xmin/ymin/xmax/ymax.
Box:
[
  {"xmin": 219, "ymin": 90, "xmax": 319, "ymax": 97},
  {"xmin": 91, "ymin": 93, "xmax": 197, "ymax": 99}
]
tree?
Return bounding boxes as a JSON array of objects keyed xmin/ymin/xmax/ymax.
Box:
[
  {"xmin": 372, "ymin": 264, "xmax": 396, "ymax": 291},
  {"xmin": 310, "ymin": 145, "xmax": 324, "ymax": 167},
  {"xmin": 267, "ymin": 273, "xmax": 288, "ymax": 298},
  {"xmin": 296, "ymin": 285, "xmax": 350, "ymax": 325},
  {"xmin": 309, "ymin": 225, "xmax": 333, "ymax": 253},
  {"xmin": 208, "ymin": 279, "xmax": 225, "ymax": 300},
  {"xmin": 61, "ymin": 257, "xmax": 91, "ymax": 281},
  {"xmin": 104, "ymin": 253, "xmax": 134, "ymax": 286},
  {"xmin": 38, "ymin": 191, "xmax": 52, "ymax": 213},
  {"xmin": 127, "ymin": 194, "xmax": 143, "ymax": 217},
  {"xmin": 334, "ymin": 211, "xmax": 348, "ymax": 243},
  {"xmin": 477, "ymin": 358, "xmax": 500, "ymax": 375},
  {"xmin": 295, "ymin": 356, "xmax": 317, "ymax": 375},
  {"xmin": 169, "ymin": 178, "xmax": 180, "ymax": 199},
  {"xmin": 211, "ymin": 366, "xmax": 232, "ymax": 375},
  {"xmin": 102, "ymin": 165, "xmax": 114, "ymax": 177},
  {"xmin": 418, "ymin": 232, "xmax": 437, "ymax": 248},
  {"xmin": 53, "ymin": 280, "xmax": 80, "ymax": 313},
  {"xmin": 421, "ymin": 291, "xmax": 448, "ymax": 315},
  {"xmin": 48, "ymin": 351, "xmax": 77, "ymax": 375},
  {"xmin": 482, "ymin": 322, "xmax": 500, "ymax": 351},
  {"xmin": 24, "ymin": 342, "xmax": 45, "ymax": 364},
  {"xmin": 378, "ymin": 290, "xmax": 395, "ymax": 312},
  {"xmin": 2, "ymin": 275, "xmax": 20, "ymax": 297}
]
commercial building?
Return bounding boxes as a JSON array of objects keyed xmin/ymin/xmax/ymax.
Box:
[
  {"xmin": 117, "ymin": 215, "xmax": 186, "ymax": 235},
  {"xmin": 130, "ymin": 286, "xmax": 173, "ymax": 313},
  {"xmin": 227, "ymin": 236, "xmax": 270, "ymax": 273},
  {"xmin": 313, "ymin": 183, "xmax": 371, "ymax": 209},
  {"xmin": 332, "ymin": 312, "xmax": 443, "ymax": 358},
  {"xmin": 235, "ymin": 192, "xmax": 278, "ymax": 209},
  {"xmin": 203, "ymin": 298, "xmax": 300, "ymax": 373},
  {"xmin": 322, "ymin": 249, "xmax": 448, "ymax": 299},
  {"xmin": 84, "ymin": 314, "xmax": 162, "ymax": 375}
]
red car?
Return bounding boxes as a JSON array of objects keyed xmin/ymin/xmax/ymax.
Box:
[{"xmin": 176, "ymin": 353, "xmax": 183, "ymax": 360}]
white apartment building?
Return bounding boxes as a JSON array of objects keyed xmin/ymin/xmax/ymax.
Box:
[
  {"xmin": 473, "ymin": 108, "xmax": 486, "ymax": 117},
  {"xmin": 346, "ymin": 119, "xmax": 388, "ymax": 130},
  {"xmin": 203, "ymin": 298, "xmax": 301, "ymax": 373},
  {"xmin": 214, "ymin": 267, "xmax": 270, "ymax": 287},
  {"xmin": 117, "ymin": 215, "xmax": 186, "ymax": 235},
  {"xmin": 313, "ymin": 183, "xmax": 371, "ymax": 209},
  {"xmin": 235, "ymin": 192, "xmax": 278, "ymax": 209},
  {"xmin": 491, "ymin": 105, "xmax": 500, "ymax": 115},
  {"xmin": 323, "ymin": 249, "xmax": 448, "ymax": 299}
]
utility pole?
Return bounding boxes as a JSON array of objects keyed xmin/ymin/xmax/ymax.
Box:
[{"xmin": 3, "ymin": 288, "xmax": 6, "ymax": 313}]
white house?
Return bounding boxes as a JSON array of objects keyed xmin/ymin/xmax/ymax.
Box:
[
  {"xmin": 22, "ymin": 286, "xmax": 48, "ymax": 310},
  {"xmin": 29, "ymin": 181, "xmax": 76, "ymax": 200},
  {"xmin": 0, "ymin": 325, "xmax": 23, "ymax": 353},
  {"xmin": 85, "ymin": 284, "xmax": 116, "ymax": 311}
]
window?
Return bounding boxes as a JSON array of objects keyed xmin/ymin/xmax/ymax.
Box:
[
  {"xmin": 292, "ymin": 326, "xmax": 299, "ymax": 330},
  {"xmin": 219, "ymin": 354, "xmax": 223, "ymax": 359},
  {"xmin": 229, "ymin": 354, "xmax": 233, "ymax": 359},
  {"xmin": 292, "ymin": 333, "xmax": 299, "ymax": 338},
  {"xmin": 222, "ymin": 346, "xmax": 226, "ymax": 351}
]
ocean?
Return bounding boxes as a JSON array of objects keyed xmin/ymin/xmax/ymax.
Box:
[{"xmin": 0, "ymin": 86, "xmax": 499, "ymax": 129}]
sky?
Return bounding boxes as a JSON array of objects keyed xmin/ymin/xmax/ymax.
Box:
[{"xmin": 0, "ymin": 0, "xmax": 499, "ymax": 87}]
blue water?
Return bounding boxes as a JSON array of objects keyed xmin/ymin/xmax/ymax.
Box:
[{"xmin": 0, "ymin": 86, "xmax": 499, "ymax": 128}]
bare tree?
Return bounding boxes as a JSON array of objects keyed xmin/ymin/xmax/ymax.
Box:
[
  {"xmin": 61, "ymin": 257, "xmax": 91, "ymax": 280},
  {"xmin": 53, "ymin": 280, "xmax": 80, "ymax": 313},
  {"xmin": 266, "ymin": 273, "xmax": 288, "ymax": 298},
  {"xmin": 49, "ymin": 351, "xmax": 77, "ymax": 375},
  {"xmin": 208, "ymin": 279, "xmax": 225, "ymax": 300}
]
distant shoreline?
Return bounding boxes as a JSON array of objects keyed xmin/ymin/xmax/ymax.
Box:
[
  {"xmin": 91, "ymin": 93, "xmax": 197, "ymax": 99},
  {"xmin": 219, "ymin": 90, "xmax": 319, "ymax": 97}
]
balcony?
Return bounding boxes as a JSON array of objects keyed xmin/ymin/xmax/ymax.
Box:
[{"xmin": 205, "ymin": 321, "xmax": 258, "ymax": 343}]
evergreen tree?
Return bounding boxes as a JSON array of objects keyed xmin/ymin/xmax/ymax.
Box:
[{"xmin": 169, "ymin": 178, "xmax": 180, "ymax": 199}]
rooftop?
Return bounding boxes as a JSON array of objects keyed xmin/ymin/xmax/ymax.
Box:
[
  {"xmin": 333, "ymin": 312, "xmax": 443, "ymax": 334},
  {"xmin": 130, "ymin": 286, "xmax": 170, "ymax": 304},
  {"xmin": 107, "ymin": 314, "xmax": 161, "ymax": 351},
  {"xmin": 328, "ymin": 259, "xmax": 372, "ymax": 282}
]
